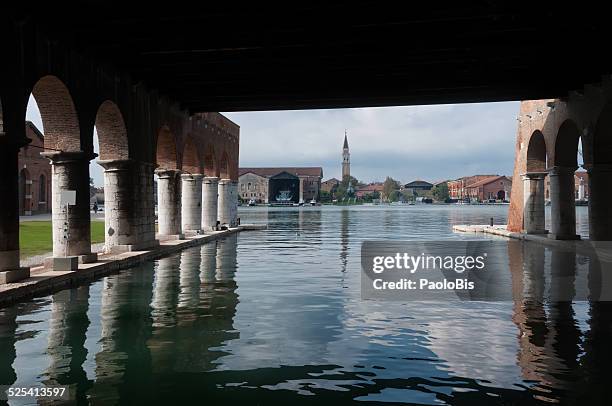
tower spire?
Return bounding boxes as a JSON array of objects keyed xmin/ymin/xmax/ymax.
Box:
[
  {"xmin": 342, "ymin": 130, "xmax": 350, "ymax": 180},
  {"xmin": 343, "ymin": 129, "xmax": 349, "ymax": 149}
]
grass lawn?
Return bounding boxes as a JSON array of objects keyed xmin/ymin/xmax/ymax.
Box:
[{"xmin": 19, "ymin": 220, "xmax": 105, "ymax": 259}]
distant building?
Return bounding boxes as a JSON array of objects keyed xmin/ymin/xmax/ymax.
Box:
[
  {"xmin": 403, "ymin": 180, "xmax": 433, "ymax": 195},
  {"xmin": 448, "ymin": 175, "xmax": 498, "ymax": 200},
  {"xmin": 321, "ymin": 178, "xmax": 341, "ymax": 194},
  {"xmin": 268, "ymin": 172, "xmax": 301, "ymax": 204},
  {"xmin": 238, "ymin": 167, "xmax": 323, "ymax": 203},
  {"xmin": 464, "ymin": 175, "xmax": 512, "ymax": 201},
  {"xmin": 342, "ymin": 131, "xmax": 350, "ymax": 181},
  {"xmin": 18, "ymin": 122, "xmax": 52, "ymax": 215},
  {"xmin": 355, "ymin": 183, "xmax": 384, "ymax": 199},
  {"xmin": 238, "ymin": 171, "xmax": 269, "ymax": 203}
]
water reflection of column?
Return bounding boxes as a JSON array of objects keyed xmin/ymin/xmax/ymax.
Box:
[
  {"xmin": 215, "ymin": 234, "xmax": 238, "ymax": 281},
  {"xmin": 44, "ymin": 286, "xmax": 92, "ymax": 402},
  {"xmin": 579, "ymin": 302, "xmax": 612, "ymax": 402},
  {"xmin": 149, "ymin": 256, "xmax": 181, "ymax": 374},
  {"xmin": 511, "ymin": 241, "xmax": 549, "ymax": 384},
  {"xmin": 91, "ymin": 264, "xmax": 155, "ymax": 404},
  {"xmin": 0, "ymin": 307, "xmax": 18, "ymax": 386},
  {"xmin": 200, "ymin": 241, "xmax": 218, "ymax": 284},
  {"xmin": 179, "ymin": 249, "xmax": 202, "ymax": 309},
  {"xmin": 339, "ymin": 209, "xmax": 349, "ymax": 274}
]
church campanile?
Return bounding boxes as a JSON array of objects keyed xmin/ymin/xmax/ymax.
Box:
[{"xmin": 342, "ymin": 130, "xmax": 350, "ymax": 181}]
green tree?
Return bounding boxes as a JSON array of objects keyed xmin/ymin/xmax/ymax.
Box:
[
  {"xmin": 382, "ymin": 177, "xmax": 400, "ymax": 201},
  {"xmin": 432, "ymin": 182, "xmax": 450, "ymax": 202}
]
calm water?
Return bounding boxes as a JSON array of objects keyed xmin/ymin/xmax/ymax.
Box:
[{"xmin": 2, "ymin": 204, "xmax": 606, "ymax": 405}]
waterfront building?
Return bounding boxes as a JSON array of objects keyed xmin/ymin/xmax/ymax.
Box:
[
  {"xmin": 321, "ymin": 178, "xmax": 341, "ymax": 194},
  {"xmin": 464, "ymin": 175, "xmax": 512, "ymax": 202},
  {"xmin": 238, "ymin": 167, "xmax": 323, "ymax": 202},
  {"xmin": 403, "ymin": 180, "xmax": 433, "ymax": 196},
  {"xmin": 355, "ymin": 183, "xmax": 384, "ymax": 199},
  {"xmin": 268, "ymin": 172, "xmax": 301, "ymax": 204},
  {"xmin": 448, "ymin": 175, "xmax": 498, "ymax": 200},
  {"xmin": 18, "ymin": 122, "xmax": 52, "ymax": 215},
  {"xmin": 238, "ymin": 171, "xmax": 268, "ymax": 203}
]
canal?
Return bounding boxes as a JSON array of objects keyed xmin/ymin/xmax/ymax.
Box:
[{"xmin": 1, "ymin": 205, "xmax": 606, "ymax": 405}]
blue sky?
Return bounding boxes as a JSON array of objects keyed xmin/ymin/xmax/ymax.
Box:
[{"xmin": 26, "ymin": 95, "xmax": 520, "ymax": 186}]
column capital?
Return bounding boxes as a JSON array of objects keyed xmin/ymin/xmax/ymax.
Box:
[
  {"xmin": 203, "ymin": 176, "xmax": 220, "ymax": 184},
  {"xmin": 154, "ymin": 168, "xmax": 181, "ymax": 178},
  {"xmin": 180, "ymin": 173, "xmax": 204, "ymax": 180},
  {"xmin": 41, "ymin": 150, "xmax": 97, "ymax": 164},
  {"xmin": 547, "ymin": 166, "xmax": 577, "ymax": 176},
  {"xmin": 218, "ymin": 178, "xmax": 232, "ymax": 185},
  {"xmin": 521, "ymin": 171, "xmax": 548, "ymax": 180},
  {"xmin": 97, "ymin": 159, "xmax": 134, "ymax": 171}
]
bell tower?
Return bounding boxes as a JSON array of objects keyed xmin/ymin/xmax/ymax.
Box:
[{"xmin": 342, "ymin": 130, "xmax": 350, "ymax": 181}]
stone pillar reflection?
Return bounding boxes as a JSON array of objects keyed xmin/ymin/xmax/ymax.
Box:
[
  {"xmin": 155, "ymin": 169, "xmax": 182, "ymax": 238},
  {"xmin": 181, "ymin": 174, "xmax": 203, "ymax": 234},
  {"xmin": 587, "ymin": 164, "xmax": 612, "ymax": 241},
  {"xmin": 42, "ymin": 151, "xmax": 97, "ymax": 261},
  {"xmin": 201, "ymin": 177, "xmax": 219, "ymax": 231},
  {"xmin": 548, "ymin": 166, "xmax": 579, "ymax": 240},
  {"xmin": 522, "ymin": 172, "xmax": 547, "ymax": 234}
]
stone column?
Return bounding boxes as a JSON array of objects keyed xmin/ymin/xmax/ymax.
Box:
[
  {"xmin": 41, "ymin": 151, "xmax": 98, "ymax": 263},
  {"xmin": 299, "ymin": 177, "xmax": 305, "ymax": 203},
  {"xmin": 201, "ymin": 177, "xmax": 219, "ymax": 231},
  {"xmin": 548, "ymin": 166, "xmax": 579, "ymax": 240},
  {"xmin": 218, "ymin": 179, "xmax": 233, "ymax": 227},
  {"xmin": 181, "ymin": 174, "xmax": 203, "ymax": 234},
  {"xmin": 521, "ymin": 172, "xmax": 547, "ymax": 234},
  {"xmin": 588, "ymin": 164, "xmax": 612, "ymax": 241},
  {"xmin": 98, "ymin": 160, "xmax": 159, "ymax": 253},
  {"xmin": 229, "ymin": 180, "xmax": 239, "ymax": 226},
  {"xmin": 155, "ymin": 169, "xmax": 183, "ymax": 239},
  {"xmin": 0, "ymin": 139, "xmax": 29, "ymax": 283}
]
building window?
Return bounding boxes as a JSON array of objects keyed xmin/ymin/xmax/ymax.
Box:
[
  {"xmin": 39, "ymin": 174, "xmax": 46, "ymax": 202},
  {"xmin": 248, "ymin": 182, "xmax": 252, "ymax": 191}
]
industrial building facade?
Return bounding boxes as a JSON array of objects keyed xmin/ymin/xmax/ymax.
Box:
[{"xmin": 238, "ymin": 167, "xmax": 323, "ymax": 203}]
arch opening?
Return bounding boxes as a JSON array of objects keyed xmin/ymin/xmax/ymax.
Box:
[
  {"xmin": 95, "ymin": 100, "xmax": 129, "ymax": 161},
  {"xmin": 156, "ymin": 126, "xmax": 178, "ymax": 170},
  {"xmin": 219, "ymin": 151, "xmax": 230, "ymax": 179},
  {"xmin": 30, "ymin": 75, "xmax": 81, "ymax": 152},
  {"xmin": 182, "ymin": 136, "xmax": 201, "ymax": 174},
  {"xmin": 203, "ymin": 145, "xmax": 217, "ymax": 177},
  {"xmin": 554, "ymin": 120, "xmax": 581, "ymax": 168},
  {"xmin": 526, "ymin": 130, "xmax": 547, "ymax": 172}
]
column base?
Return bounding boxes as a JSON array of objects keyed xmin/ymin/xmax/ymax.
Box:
[
  {"xmin": 0, "ymin": 268, "xmax": 31, "ymax": 284},
  {"xmin": 183, "ymin": 230, "xmax": 204, "ymax": 237},
  {"xmin": 47, "ymin": 256, "xmax": 79, "ymax": 271},
  {"xmin": 524, "ymin": 229, "xmax": 549, "ymax": 235},
  {"xmin": 105, "ymin": 240, "xmax": 160, "ymax": 254},
  {"xmin": 157, "ymin": 234, "xmax": 185, "ymax": 242},
  {"xmin": 548, "ymin": 233, "xmax": 581, "ymax": 241}
]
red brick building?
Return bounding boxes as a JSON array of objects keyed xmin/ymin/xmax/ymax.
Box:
[
  {"xmin": 18, "ymin": 122, "xmax": 52, "ymax": 215},
  {"xmin": 448, "ymin": 175, "xmax": 497, "ymax": 200},
  {"xmin": 355, "ymin": 183, "xmax": 384, "ymax": 199},
  {"xmin": 464, "ymin": 175, "xmax": 512, "ymax": 202}
]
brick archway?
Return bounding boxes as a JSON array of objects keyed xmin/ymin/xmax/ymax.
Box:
[
  {"xmin": 553, "ymin": 119, "xmax": 581, "ymax": 168},
  {"xmin": 181, "ymin": 136, "xmax": 201, "ymax": 174},
  {"xmin": 219, "ymin": 151, "xmax": 230, "ymax": 179},
  {"xmin": 203, "ymin": 144, "xmax": 217, "ymax": 177},
  {"xmin": 526, "ymin": 130, "xmax": 547, "ymax": 172},
  {"xmin": 95, "ymin": 100, "xmax": 129, "ymax": 160},
  {"xmin": 155, "ymin": 126, "xmax": 178, "ymax": 170},
  {"xmin": 31, "ymin": 75, "xmax": 81, "ymax": 152}
]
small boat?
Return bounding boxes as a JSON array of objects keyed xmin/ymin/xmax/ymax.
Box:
[
  {"xmin": 248, "ymin": 199, "xmax": 256, "ymax": 206},
  {"xmin": 309, "ymin": 199, "xmax": 317, "ymax": 206}
]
